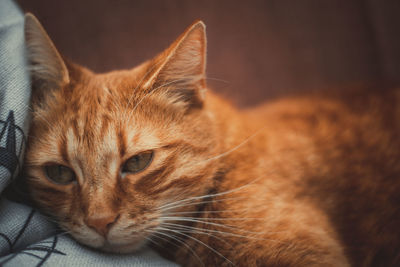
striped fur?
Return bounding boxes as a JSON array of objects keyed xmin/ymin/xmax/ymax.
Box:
[{"xmin": 24, "ymin": 14, "xmax": 400, "ymax": 266}]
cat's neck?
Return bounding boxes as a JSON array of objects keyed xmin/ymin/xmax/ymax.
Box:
[{"xmin": 204, "ymin": 91, "xmax": 249, "ymax": 153}]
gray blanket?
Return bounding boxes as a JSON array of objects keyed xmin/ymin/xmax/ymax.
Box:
[{"xmin": 0, "ymin": 0, "xmax": 177, "ymax": 265}]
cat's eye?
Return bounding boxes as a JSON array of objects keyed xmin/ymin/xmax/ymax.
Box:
[
  {"xmin": 122, "ymin": 151, "xmax": 153, "ymax": 174},
  {"xmin": 45, "ymin": 165, "xmax": 76, "ymax": 185}
]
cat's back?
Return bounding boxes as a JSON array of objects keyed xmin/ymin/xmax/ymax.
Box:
[
  {"xmin": 241, "ymin": 87, "xmax": 400, "ymax": 266},
  {"xmin": 245, "ymin": 87, "xmax": 400, "ymax": 155}
]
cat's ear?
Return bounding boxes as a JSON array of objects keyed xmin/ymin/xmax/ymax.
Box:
[
  {"xmin": 24, "ymin": 13, "xmax": 69, "ymax": 96},
  {"xmin": 144, "ymin": 20, "xmax": 207, "ymax": 109}
]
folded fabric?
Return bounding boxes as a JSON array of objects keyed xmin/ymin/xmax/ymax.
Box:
[{"xmin": 0, "ymin": 0, "xmax": 178, "ymax": 265}]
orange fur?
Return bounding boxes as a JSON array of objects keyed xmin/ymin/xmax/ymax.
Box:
[{"xmin": 23, "ymin": 14, "xmax": 400, "ymax": 266}]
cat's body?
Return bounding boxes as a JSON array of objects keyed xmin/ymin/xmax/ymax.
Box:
[
  {"xmin": 165, "ymin": 89, "xmax": 400, "ymax": 266},
  {"xmin": 23, "ymin": 14, "xmax": 400, "ymax": 266}
]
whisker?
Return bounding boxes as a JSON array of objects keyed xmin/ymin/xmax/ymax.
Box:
[
  {"xmin": 163, "ymin": 216, "xmax": 264, "ymax": 221},
  {"xmin": 158, "ymin": 127, "xmax": 269, "ymax": 214},
  {"xmin": 143, "ymin": 235, "xmax": 162, "ymax": 248},
  {"xmin": 146, "ymin": 231, "xmax": 178, "ymax": 248},
  {"xmin": 159, "ymin": 196, "xmax": 249, "ymax": 212},
  {"xmin": 160, "ymin": 217, "xmax": 265, "ymax": 235},
  {"xmin": 161, "ymin": 222, "xmax": 289, "ymax": 245},
  {"xmin": 162, "ymin": 222, "xmax": 248, "ymax": 238},
  {"xmin": 157, "ymin": 158, "xmax": 273, "ymax": 212},
  {"xmin": 162, "ymin": 208, "xmax": 255, "ymax": 216},
  {"xmin": 146, "ymin": 229, "xmax": 205, "ymax": 267},
  {"xmin": 157, "ymin": 227, "xmax": 235, "ymax": 266},
  {"xmin": 205, "ymin": 77, "xmax": 230, "ymax": 84},
  {"xmin": 194, "ymin": 126, "xmax": 268, "ymax": 165},
  {"xmin": 161, "ymin": 223, "xmax": 234, "ymax": 251},
  {"xmin": 158, "ymin": 180, "xmax": 261, "ymax": 211}
]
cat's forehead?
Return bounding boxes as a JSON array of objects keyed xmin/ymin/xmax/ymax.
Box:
[
  {"xmin": 66, "ymin": 70, "xmax": 145, "ymax": 108},
  {"xmin": 32, "ymin": 108, "xmax": 163, "ymax": 168},
  {"xmin": 61, "ymin": 88, "xmax": 162, "ymax": 152},
  {"xmin": 32, "ymin": 75, "xmax": 172, "ymax": 166},
  {"xmin": 63, "ymin": 120, "xmax": 160, "ymax": 168},
  {"xmin": 30, "ymin": 64, "xmax": 184, "ymax": 166}
]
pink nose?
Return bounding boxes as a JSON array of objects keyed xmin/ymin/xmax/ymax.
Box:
[{"xmin": 85, "ymin": 214, "xmax": 119, "ymax": 237}]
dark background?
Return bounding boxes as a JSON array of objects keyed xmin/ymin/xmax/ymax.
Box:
[{"xmin": 17, "ymin": 0, "xmax": 400, "ymax": 107}]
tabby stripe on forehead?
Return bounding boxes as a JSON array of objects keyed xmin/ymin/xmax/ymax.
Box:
[
  {"xmin": 117, "ymin": 129, "xmax": 126, "ymax": 157},
  {"xmin": 134, "ymin": 155, "xmax": 177, "ymax": 193},
  {"xmin": 58, "ymin": 131, "xmax": 69, "ymax": 163},
  {"xmin": 99, "ymin": 114, "xmax": 111, "ymax": 140},
  {"xmin": 71, "ymin": 118, "xmax": 80, "ymax": 141}
]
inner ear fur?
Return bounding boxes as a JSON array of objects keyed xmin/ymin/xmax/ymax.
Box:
[{"xmin": 143, "ymin": 20, "xmax": 207, "ymax": 110}]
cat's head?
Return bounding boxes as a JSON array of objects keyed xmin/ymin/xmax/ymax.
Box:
[{"xmin": 23, "ymin": 14, "xmax": 219, "ymax": 252}]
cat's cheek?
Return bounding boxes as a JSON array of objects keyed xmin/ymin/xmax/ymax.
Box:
[{"xmin": 71, "ymin": 226, "xmax": 105, "ymax": 249}]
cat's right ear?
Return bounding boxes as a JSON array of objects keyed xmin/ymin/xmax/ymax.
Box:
[
  {"xmin": 141, "ymin": 20, "xmax": 207, "ymax": 111},
  {"xmin": 24, "ymin": 13, "xmax": 69, "ymax": 98}
]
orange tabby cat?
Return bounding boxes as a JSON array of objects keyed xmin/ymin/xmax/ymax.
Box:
[{"xmin": 23, "ymin": 13, "xmax": 400, "ymax": 266}]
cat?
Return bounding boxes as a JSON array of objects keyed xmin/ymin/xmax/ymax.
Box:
[{"xmin": 23, "ymin": 13, "xmax": 400, "ymax": 266}]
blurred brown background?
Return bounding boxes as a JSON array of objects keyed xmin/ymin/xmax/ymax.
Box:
[{"xmin": 17, "ymin": 0, "xmax": 400, "ymax": 107}]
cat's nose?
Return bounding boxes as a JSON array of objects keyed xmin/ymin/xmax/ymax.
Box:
[{"xmin": 85, "ymin": 213, "xmax": 120, "ymax": 237}]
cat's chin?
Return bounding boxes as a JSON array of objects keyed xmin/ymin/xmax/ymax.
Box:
[
  {"xmin": 72, "ymin": 232, "xmax": 148, "ymax": 254},
  {"xmin": 99, "ymin": 240, "xmax": 147, "ymax": 254}
]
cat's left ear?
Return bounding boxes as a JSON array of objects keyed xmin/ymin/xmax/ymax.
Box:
[
  {"xmin": 144, "ymin": 20, "xmax": 207, "ymax": 110},
  {"xmin": 24, "ymin": 13, "xmax": 70, "ymax": 98}
]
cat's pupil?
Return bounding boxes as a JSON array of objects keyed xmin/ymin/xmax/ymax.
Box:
[
  {"xmin": 45, "ymin": 165, "xmax": 76, "ymax": 184},
  {"xmin": 122, "ymin": 151, "xmax": 153, "ymax": 174}
]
